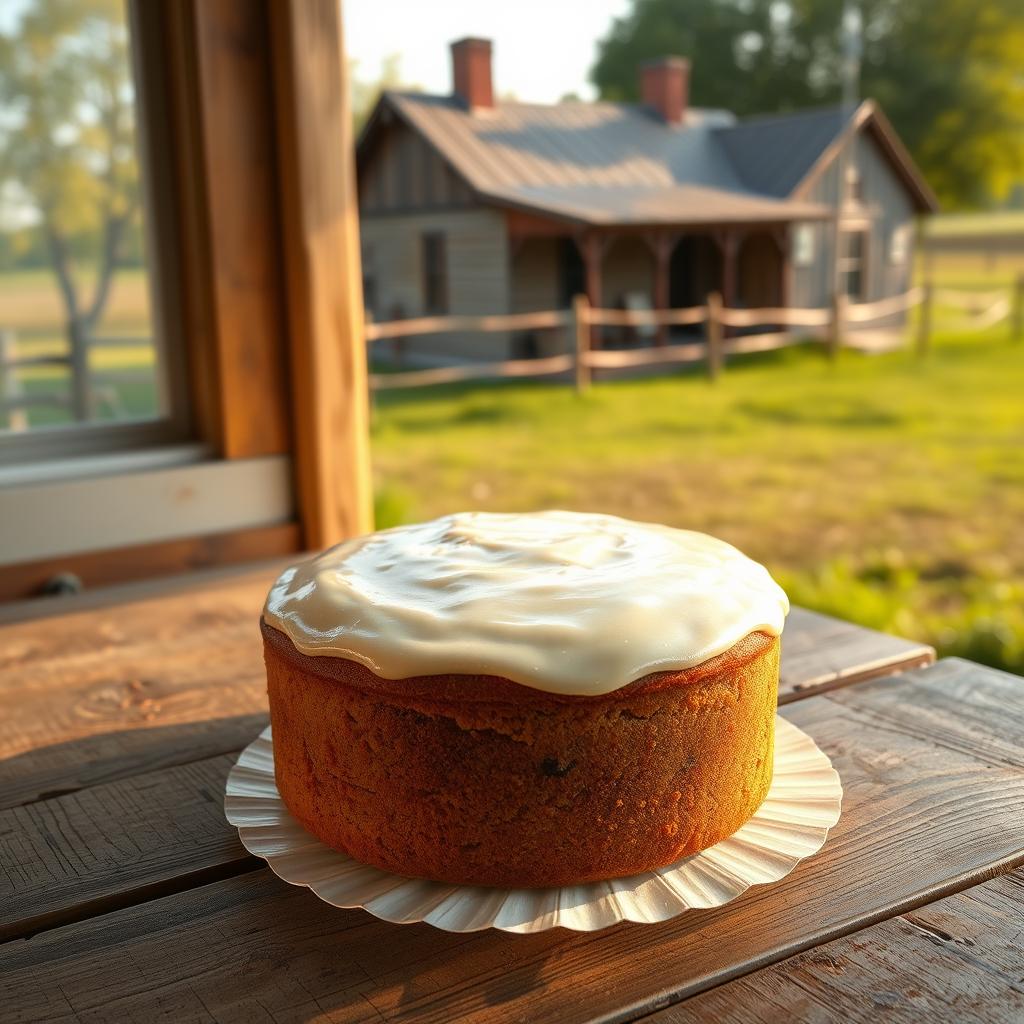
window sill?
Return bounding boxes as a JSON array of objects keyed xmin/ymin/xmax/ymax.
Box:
[{"xmin": 0, "ymin": 451, "xmax": 294, "ymax": 564}]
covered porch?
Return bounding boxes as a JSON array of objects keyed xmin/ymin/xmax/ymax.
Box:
[
  {"xmin": 508, "ymin": 214, "xmax": 798, "ymax": 351},
  {"xmin": 503, "ymin": 190, "xmax": 830, "ymax": 352}
]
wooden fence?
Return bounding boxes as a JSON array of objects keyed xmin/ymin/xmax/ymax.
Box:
[
  {"xmin": 365, "ymin": 285, "xmax": 953, "ymax": 394},
  {"xmin": 0, "ymin": 332, "xmax": 154, "ymax": 431}
]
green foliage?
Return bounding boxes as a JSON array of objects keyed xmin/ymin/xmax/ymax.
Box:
[
  {"xmin": 351, "ymin": 54, "xmax": 416, "ymax": 136},
  {"xmin": 591, "ymin": 0, "xmax": 1024, "ymax": 209},
  {"xmin": 0, "ymin": 0, "xmax": 141, "ymax": 327}
]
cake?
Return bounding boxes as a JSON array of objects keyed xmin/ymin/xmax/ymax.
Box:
[{"xmin": 262, "ymin": 510, "xmax": 789, "ymax": 888}]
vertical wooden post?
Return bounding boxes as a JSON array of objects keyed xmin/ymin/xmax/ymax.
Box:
[
  {"xmin": 717, "ymin": 230, "xmax": 741, "ymax": 339},
  {"xmin": 916, "ymin": 282, "xmax": 933, "ymax": 358},
  {"xmin": 646, "ymin": 231, "xmax": 676, "ymax": 346},
  {"xmin": 268, "ymin": 0, "xmax": 374, "ymax": 544},
  {"xmin": 706, "ymin": 291, "xmax": 723, "ymax": 381},
  {"xmin": 0, "ymin": 329, "xmax": 27, "ymax": 432},
  {"xmin": 828, "ymin": 290, "xmax": 846, "ymax": 360},
  {"xmin": 1012, "ymin": 272, "xmax": 1024, "ymax": 342},
  {"xmin": 573, "ymin": 293, "xmax": 591, "ymax": 393},
  {"xmin": 577, "ymin": 231, "xmax": 608, "ymax": 350}
]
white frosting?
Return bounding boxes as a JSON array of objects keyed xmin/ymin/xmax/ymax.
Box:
[{"xmin": 263, "ymin": 510, "xmax": 789, "ymax": 696}]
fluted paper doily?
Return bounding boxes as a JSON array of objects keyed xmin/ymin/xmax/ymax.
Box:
[{"xmin": 225, "ymin": 716, "xmax": 841, "ymax": 933}]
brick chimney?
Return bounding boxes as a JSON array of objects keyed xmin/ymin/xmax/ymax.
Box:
[
  {"xmin": 451, "ymin": 37, "xmax": 494, "ymax": 111},
  {"xmin": 640, "ymin": 57, "xmax": 689, "ymax": 125}
]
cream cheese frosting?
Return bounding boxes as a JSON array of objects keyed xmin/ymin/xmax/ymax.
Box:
[{"xmin": 263, "ymin": 510, "xmax": 789, "ymax": 696}]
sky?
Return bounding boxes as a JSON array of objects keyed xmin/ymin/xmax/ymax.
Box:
[{"xmin": 343, "ymin": 0, "xmax": 633, "ymax": 103}]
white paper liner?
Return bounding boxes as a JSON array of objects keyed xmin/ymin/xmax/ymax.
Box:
[{"xmin": 225, "ymin": 715, "xmax": 841, "ymax": 933}]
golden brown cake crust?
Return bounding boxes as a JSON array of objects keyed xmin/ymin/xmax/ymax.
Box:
[{"xmin": 262, "ymin": 619, "xmax": 779, "ymax": 888}]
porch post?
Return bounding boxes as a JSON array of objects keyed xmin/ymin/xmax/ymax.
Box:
[
  {"xmin": 576, "ymin": 231, "xmax": 610, "ymax": 349},
  {"xmin": 717, "ymin": 229, "xmax": 741, "ymax": 338},
  {"xmin": 773, "ymin": 225, "xmax": 792, "ymax": 313},
  {"xmin": 645, "ymin": 231, "xmax": 677, "ymax": 346}
]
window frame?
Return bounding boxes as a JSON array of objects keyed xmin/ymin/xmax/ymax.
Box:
[
  {"xmin": 0, "ymin": 0, "xmax": 193, "ymax": 466},
  {"xmin": 839, "ymin": 228, "xmax": 869, "ymax": 302},
  {"xmin": 0, "ymin": 0, "xmax": 373, "ymax": 603}
]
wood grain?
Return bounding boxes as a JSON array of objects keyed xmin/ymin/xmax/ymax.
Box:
[
  {"xmin": 0, "ymin": 522, "xmax": 299, "ymax": 604},
  {"xmin": 0, "ymin": 578, "xmax": 272, "ymax": 808},
  {"xmin": 268, "ymin": 0, "xmax": 374, "ymax": 547},
  {"xmin": 4, "ymin": 660, "xmax": 1024, "ymax": 1023},
  {"xmin": 778, "ymin": 606, "xmax": 934, "ymax": 702},
  {"xmin": 191, "ymin": 0, "xmax": 292, "ymax": 459},
  {"xmin": 654, "ymin": 869, "xmax": 1024, "ymax": 1023}
]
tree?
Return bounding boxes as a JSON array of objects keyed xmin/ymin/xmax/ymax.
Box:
[
  {"xmin": 350, "ymin": 54, "xmax": 416, "ymax": 136},
  {"xmin": 591, "ymin": 0, "xmax": 1024, "ymax": 209},
  {"xmin": 0, "ymin": 0, "xmax": 138, "ymax": 414}
]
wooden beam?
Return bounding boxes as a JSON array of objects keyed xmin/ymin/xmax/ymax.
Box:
[
  {"xmin": 644, "ymin": 231, "xmax": 678, "ymax": 346},
  {"xmin": 268, "ymin": 0, "xmax": 374, "ymax": 547},
  {"xmin": 189, "ymin": 0, "xmax": 292, "ymax": 458}
]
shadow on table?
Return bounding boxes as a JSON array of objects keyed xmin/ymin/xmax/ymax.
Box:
[{"xmin": 0, "ymin": 712, "xmax": 269, "ymax": 807}]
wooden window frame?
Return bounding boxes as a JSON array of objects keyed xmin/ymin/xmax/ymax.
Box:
[{"xmin": 0, "ymin": 0, "xmax": 372, "ymax": 604}]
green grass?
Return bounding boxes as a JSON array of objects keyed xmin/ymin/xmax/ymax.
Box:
[
  {"xmin": 370, "ymin": 325, "xmax": 1024, "ymax": 676},
  {"xmin": 927, "ymin": 210, "xmax": 1024, "ymax": 238}
]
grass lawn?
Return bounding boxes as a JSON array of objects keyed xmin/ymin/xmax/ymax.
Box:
[{"xmin": 370, "ymin": 325, "xmax": 1024, "ymax": 676}]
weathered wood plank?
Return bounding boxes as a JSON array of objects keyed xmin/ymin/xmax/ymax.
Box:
[
  {"xmin": 779, "ymin": 606, "xmax": 934, "ymax": 702},
  {"xmin": 0, "ymin": 753, "xmax": 255, "ymax": 942},
  {"xmin": 0, "ymin": 566, "xmax": 931, "ymax": 808},
  {"xmin": 654, "ymin": 868, "xmax": 1024, "ymax": 1023},
  {"xmin": 4, "ymin": 660, "xmax": 1023, "ymax": 1024},
  {"xmin": 0, "ymin": 576, "xmax": 273, "ymax": 809}
]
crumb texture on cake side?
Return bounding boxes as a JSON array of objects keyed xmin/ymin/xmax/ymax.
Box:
[{"xmin": 262, "ymin": 619, "xmax": 779, "ymax": 889}]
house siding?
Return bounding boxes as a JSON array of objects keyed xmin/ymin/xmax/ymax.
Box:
[
  {"xmin": 791, "ymin": 129, "xmax": 915, "ymax": 327},
  {"xmin": 361, "ymin": 209, "xmax": 511, "ymax": 364},
  {"xmin": 509, "ymin": 238, "xmax": 570, "ymax": 356}
]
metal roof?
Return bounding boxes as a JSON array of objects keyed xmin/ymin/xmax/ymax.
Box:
[
  {"xmin": 714, "ymin": 107, "xmax": 846, "ymax": 198},
  {"xmin": 365, "ymin": 91, "xmax": 929, "ymax": 226}
]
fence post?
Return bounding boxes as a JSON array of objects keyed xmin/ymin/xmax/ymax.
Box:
[
  {"xmin": 827, "ymin": 291, "xmax": 846, "ymax": 360},
  {"xmin": 573, "ymin": 293, "xmax": 591, "ymax": 393},
  {"xmin": 706, "ymin": 292, "xmax": 723, "ymax": 380},
  {"xmin": 916, "ymin": 282, "xmax": 933, "ymax": 357},
  {"xmin": 1013, "ymin": 273, "xmax": 1024, "ymax": 342},
  {"xmin": 0, "ymin": 329, "xmax": 27, "ymax": 432}
]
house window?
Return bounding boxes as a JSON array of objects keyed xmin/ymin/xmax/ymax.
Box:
[
  {"xmin": 421, "ymin": 232, "xmax": 448, "ymax": 315},
  {"xmin": 889, "ymin": 224, "xmax": 911, "ymax": 266},
  {"xmin": 793, "ymin": 224, "xmax": 816, "ymax": 267},
  {"xmin": 0, "ymin": 0, "xmax": 185, "ymax": 454},
  {"xmin": 839, "ymin": 230, "xmax": 868, "ymax": 301}
]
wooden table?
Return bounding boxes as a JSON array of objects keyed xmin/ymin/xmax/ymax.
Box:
[{"xmin": 3, "ymin": 566, "xmax": 1022, "ymax": 1023}]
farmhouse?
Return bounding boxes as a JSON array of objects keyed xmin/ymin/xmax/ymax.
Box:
[{"xmin": 357, "ymin": 38, "xmax": 938, "ymax": 362}]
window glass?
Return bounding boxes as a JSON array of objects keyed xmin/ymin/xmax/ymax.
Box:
[
  {"xmin": 0, "ymin": 0, "xmax": 163, "ymax": 436},
  {"xmin": 793, "ymin": 224, "xmax": 815, "ymax": 267},
  {"xmin": 889, "ymin": 223, "xmax": 911, "ymax": 265}
]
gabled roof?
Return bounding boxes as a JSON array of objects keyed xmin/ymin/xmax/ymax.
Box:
[
  {"xmin": 714, "ymin": 106, "xmax": 848, "ymax": 198},
  {"xmin": 358, "ymin": 91, "xmax": 936, "ymax": 227}
]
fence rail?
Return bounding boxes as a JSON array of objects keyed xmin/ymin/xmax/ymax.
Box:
[{"xmin": 366, "ymin": 284, "xmax": 972, "ymax": 395}]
